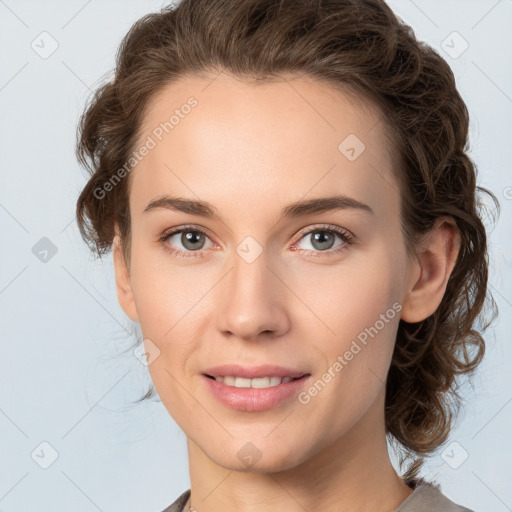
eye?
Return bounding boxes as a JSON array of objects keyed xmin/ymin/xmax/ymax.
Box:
[
  {"xmin": 291, "ymin": 224, "xmax": 354, "ymax": 257},
  {"xmin": 159, "ymin": 225, "xmax": 215, "ymax": 258},
  {"xmin": 159, "ymin": 223, "xmax": 354, "ymax": 259}
]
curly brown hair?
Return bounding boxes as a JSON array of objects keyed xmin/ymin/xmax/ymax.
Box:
[{"xmin": 75, "ymin": 0, "xmax": 498, "ymax": 482}]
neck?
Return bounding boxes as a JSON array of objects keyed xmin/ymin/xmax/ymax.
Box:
[{"xmin": 185, "ymin": 388, "xmax": 413, "ymax": 512}]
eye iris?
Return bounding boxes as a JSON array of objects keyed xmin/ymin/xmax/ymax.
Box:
[
  {"xmin": 311, "ymin": 231, "xmax": 335, "ymax": 250},
  {"xmin": 182, "ymin": 230, "xmax": 205, "ymax": 250}
]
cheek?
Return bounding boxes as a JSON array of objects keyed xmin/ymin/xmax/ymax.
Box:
[
  {"xmin": 129, "ymin": 256, "xmax": 201, "ymax": 421},
  {"xmin": 127, "ymin": 245, "xmax": 214, "ymax": 398},
  {"xmin": 128, "ymin": 242, "xmax": 208, "ymax": 336},
  {"xmin": 300, "ymin": 250, "xmax": 403, "ymax": 338},
  {"xmin": 286, "ymin": 260, "xmax": 403, "ymax": 441},
  {"xmin": 297, "ymin": 244, "xmax": 406, "ymax": 388}
]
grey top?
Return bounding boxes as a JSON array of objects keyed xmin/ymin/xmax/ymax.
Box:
[{"xmin": 160, "ymin": 479, "xmax": 476, "ymax": 512}]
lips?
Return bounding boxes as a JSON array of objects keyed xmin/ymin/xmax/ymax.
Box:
[
  {"xmin": 202, "ymin": 372, "xmax": 312, "ymax": 412},
  {"xmin": 202, "ymin": 364, "xmax": 309, "ymax": 380}
]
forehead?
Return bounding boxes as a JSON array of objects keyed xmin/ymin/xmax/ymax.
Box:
[{"xmin": 130, "ymin": 72, "xmax": 399, "ymax": 219}]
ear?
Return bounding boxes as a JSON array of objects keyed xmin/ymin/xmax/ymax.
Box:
[
  {"xmin": 401, "ymin": 217, "xmax": 461, "ymax": 323},
  {"xmin": 112, "ymin": 227, "xmax": 139, "ymax": 323}
]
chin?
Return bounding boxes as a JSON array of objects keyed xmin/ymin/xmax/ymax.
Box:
[{"xmin": 204, "ymin": 440, "xmax": 306, "ymax": 474}]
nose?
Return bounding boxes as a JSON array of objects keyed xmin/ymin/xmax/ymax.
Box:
[{"xmin": 215, "ymin": 250, "xmax": 290, "ymax": 341}]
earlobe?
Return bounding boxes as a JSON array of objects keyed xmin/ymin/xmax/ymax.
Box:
[
  {"xmin": 401, "ymin": 217, "xmax": 461, "ymax": 324},
  {"xmin": 112, "ymin": 231, "xmax": 139, "ymax": 323}
]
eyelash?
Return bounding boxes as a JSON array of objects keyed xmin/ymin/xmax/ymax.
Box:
[{"xmin": 158, "ymin": 223, "xmax": 355, "ymax": 259}]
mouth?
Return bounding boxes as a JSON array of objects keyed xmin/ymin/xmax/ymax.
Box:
[
  {"xmin": 203, "ymin": 374, "xmax": 307, "ymax": 389},
  {"xmin": 200, "ymin": 364, "xmax": 312, "ymax": 411},
  {"xmin": 201, "ymin": 371, "xmax": 312, "ymax": 412}
]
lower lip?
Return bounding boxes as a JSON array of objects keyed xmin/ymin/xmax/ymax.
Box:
[{"xmin": 202, "ymin": 374, "xmax": 311, "ymax": 412}]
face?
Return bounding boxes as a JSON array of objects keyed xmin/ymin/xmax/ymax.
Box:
[{"xmin": 115, "ymin": 72, "xmax": 420, "ymax": 473}]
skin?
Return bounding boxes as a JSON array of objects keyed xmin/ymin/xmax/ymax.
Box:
[{"xmin": 113, "ymin": 71, "xmax": 461, "ymax": 512}]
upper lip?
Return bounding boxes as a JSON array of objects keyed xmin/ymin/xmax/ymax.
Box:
[{"xmin": 203, "ymin": 364, "xmax": 309, "ymax": 379}]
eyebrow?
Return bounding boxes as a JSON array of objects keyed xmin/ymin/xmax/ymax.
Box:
[{"xmin": 143, "ymin": 194, "xmax": 374, "ymax": 219}]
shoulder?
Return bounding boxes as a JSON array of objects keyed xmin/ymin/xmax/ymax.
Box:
[
  {"xmin": 159, "ymin": 488, "xmax": 191, "ymax": 512},
  {"xmin": 396, "ymin": 479, "xmax": 477, "ymax": 512}
]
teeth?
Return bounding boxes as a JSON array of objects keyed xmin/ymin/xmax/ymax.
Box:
[{"xmin": 214, "ymin": 376, "xmax": 295, "ymax": 388}]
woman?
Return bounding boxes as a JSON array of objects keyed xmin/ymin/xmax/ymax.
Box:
[{"xmin": 75, "ymin": 0, "xmax": 497, "ymax": 510}]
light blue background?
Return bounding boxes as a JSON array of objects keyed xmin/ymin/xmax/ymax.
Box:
[{"xmin": 1, "ymin": 1, "xmax": 511, "ymax": 511}]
